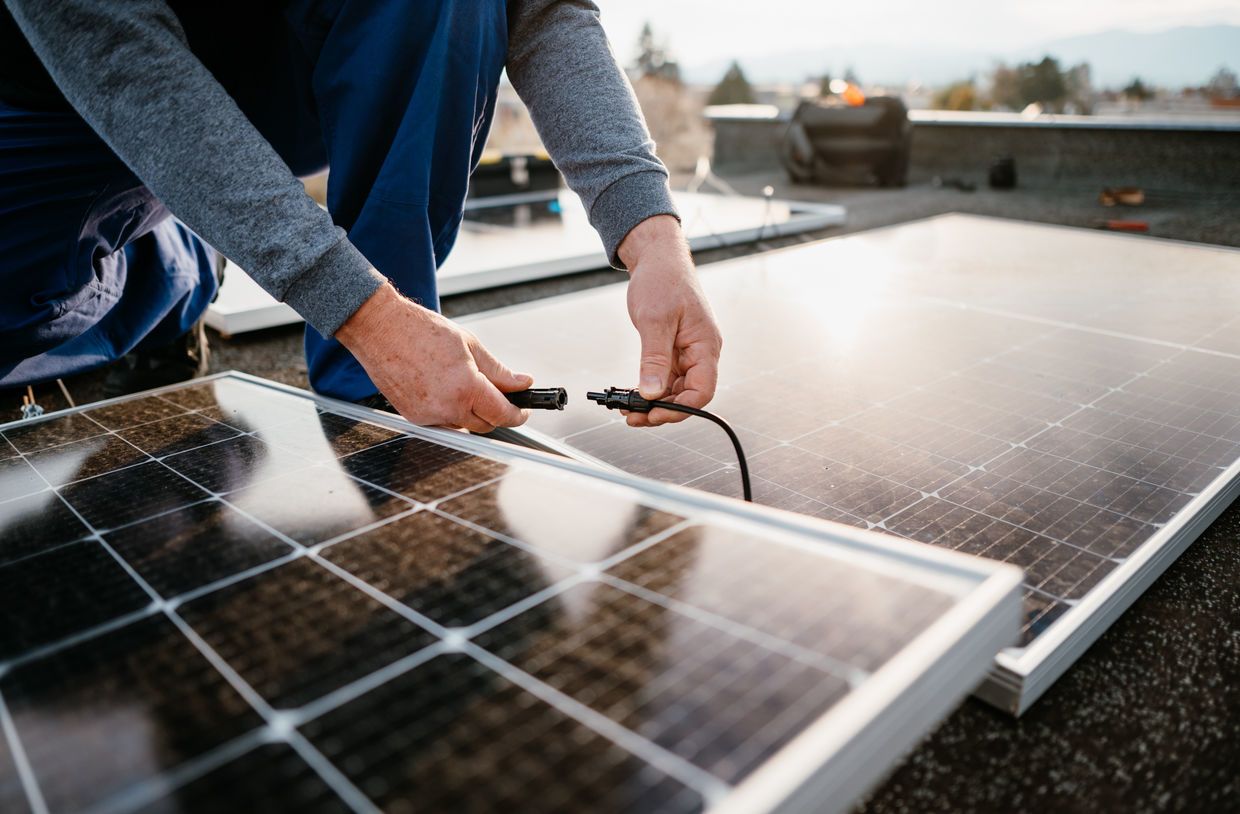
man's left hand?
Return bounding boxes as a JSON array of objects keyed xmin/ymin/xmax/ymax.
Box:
[{"xmin": 619, "ymin": 215, "xmax": 723, "ymax": 427}]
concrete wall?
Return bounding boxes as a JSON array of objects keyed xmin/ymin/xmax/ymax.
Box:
[{"xmin": 708, "ymin": 111, "xmax": 1240, "ymax": 194}]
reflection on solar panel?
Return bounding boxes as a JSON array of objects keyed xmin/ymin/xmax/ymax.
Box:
[
  {"xmin": 204, "ymin": 191, "xmax": 846, "ymax": 335},
  {"xmin": 0, "ymin": 373, "xmax": 1019, "ymax": 814},
  {"xmin": 464, "ymin": 214, "xmax": 1240, "ymax": 714}
]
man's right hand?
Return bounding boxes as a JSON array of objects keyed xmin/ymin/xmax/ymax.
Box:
[{"xmin": 335, "ymin": 283, "xmax": 531, "ymax": 433}]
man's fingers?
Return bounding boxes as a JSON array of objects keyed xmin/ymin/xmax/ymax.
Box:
[
  {"xmin": 469, "ymin": 374, "xmax": 528, "ymax": 429},
  {"xmin": 636, "ymin": 343, "xmax": 719, "ymax": 426},
  {"xmin": 638, "ymin": 407, "xmax": 691, "ymax": 426},
  {"xmin": 469, "ymin": 339, "xmax": 533, "ymax": 393},
  {"xmin": 668, "ymin": 363, "xmax": 718, "ymax": 411},
  {"xmin": 460, "ymin": 413, "xmax": 496, "ymax": 434},
  {"xmin": 636, "ymin": 315, "xmax": 678, "ymax": 399}
]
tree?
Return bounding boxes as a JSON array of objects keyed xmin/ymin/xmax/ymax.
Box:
[
  {"xmin": 633, "ymin": 22, "xmax": 680, "ymax": 82},
  {"xmin": 1019, "ymin": 57, "xmax": 1067, "ymax": 110},
  {"xmin": 1206, "ymin": 66, "xmax": 1238, "ymax": 98},
  {"xmin": 934, "ymin": 80, "xmax": 978, "ymax": 111},
  {"xmin": 990, "ymin": 56, "xmax": 1070, "ymax": 112},
  {"xmin": 708, "ymin": 61, "xmax": 756, "ymax": 106},
  {"xmin": 1063, "ymin": 62, "xmax": 1094, "ymax": 114},
  {"xmin": 1122, "ymin": 77, "xmax": 1154, "ymax": 101},
  {"xmin": 991, "ymin": 63, "xmax": 1020, "ymax": 110}
]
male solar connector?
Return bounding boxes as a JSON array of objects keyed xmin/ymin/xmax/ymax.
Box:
[
  {"xmin": 587, "ymin": 387, "xmax": 753, "ymax": 502},
  {"xmin": 505, "ymin": 388, "xmax": 568, "ymax": 410},
  {"xmin": 586, "ymin": 387, "xmax": 652, "ymax": 412}
]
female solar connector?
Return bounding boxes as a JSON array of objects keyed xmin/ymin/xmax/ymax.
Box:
[{"xmin": 504, "ymin": 388, "xmax": 568, "ymax": 410}]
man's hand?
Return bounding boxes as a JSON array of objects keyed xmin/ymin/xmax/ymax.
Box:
[
  {"xmin": 620, "ymin": 215, "xmax": 723, "ymax": 427},
  {"xmin": 335, "ymin": 283, "xmax": 531, "ymax": 432}
]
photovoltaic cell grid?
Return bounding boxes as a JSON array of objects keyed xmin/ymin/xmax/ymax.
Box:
[
  {"xmin": 0, "ymin": 375, "xmax": 1012, "ymax": 814},
  {"xmin": 465, "ymin": 215, "xmax": 1240, "ymax": 654}
]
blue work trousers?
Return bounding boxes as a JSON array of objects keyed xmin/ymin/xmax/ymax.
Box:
[{"xmin": 0, "ymin": 0, "xmax": 508, "ymax": 400}]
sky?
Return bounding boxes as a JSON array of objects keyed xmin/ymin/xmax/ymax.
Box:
[{"xmin": 595, "ymin": 0, "xmax": 1240, "ymax": 69}]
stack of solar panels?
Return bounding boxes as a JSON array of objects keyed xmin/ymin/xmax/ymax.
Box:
[{"xmin": 0, "ymin": 373, "xmax": 1019, "ymax": 813}]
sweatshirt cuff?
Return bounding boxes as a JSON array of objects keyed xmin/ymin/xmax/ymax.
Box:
[
  {"xmin": 589, "ymin": 171, "xmax": 679, "ymax": 270},
  {"xmin": 281, "ymin": 236, "xmax": 386, "ymax": 337}
]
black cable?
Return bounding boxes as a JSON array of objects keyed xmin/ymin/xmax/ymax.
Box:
[{"xmin": 587, "ymin": 387, "xmax": 753, "ymax": 502}]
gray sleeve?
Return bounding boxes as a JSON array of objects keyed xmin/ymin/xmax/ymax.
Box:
[
  {"xmin": 507, "ymin": 0, "xmax": 678, "ymax": 268},
  {"xmin": 3, "ymin": 0, "xmax": 385, "ymax": 337}
]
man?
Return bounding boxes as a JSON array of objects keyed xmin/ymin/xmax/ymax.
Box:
[{"xmin": 0, "ymin": 0, "xmax": 721, "ymax": 431}]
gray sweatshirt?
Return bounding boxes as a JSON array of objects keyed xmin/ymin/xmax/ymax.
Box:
[{"xmin": 3, "ymin": 0, "xmax": 676, "ymax": 336}]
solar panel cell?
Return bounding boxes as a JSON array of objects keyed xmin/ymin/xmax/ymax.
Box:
[
  {"xmin": 177, "ymin": 558, "xmax": 437, "ymax": 710},
  {"xmin": 243, "ymin": 412, "xmax": 402, "ymax": 464},
  {"xmin": 0, "ymin": 541, "xmax": 151, "ymax": 659},
  {"xmin": 59, "ymin": 460, "xmax": 209, "ymax": 530},
  {"xmin": 129, "ymin": 742, "xmax": 350, "ymax": 814},
  {"xmin": 83, "ymin": 394, "xmax": 188, "ymax": 430},
  {"xmin": 0, "ymin": 457, "xmax": 45, "ymax": 501},
  {"xmin": 321, "ymin": 510, "xmax": 575, "ymax": 628},
  {"xmin": 2, "ymin": 413, "xmax": 104, "ymax": 453},
  {"xmin": 437, "ymin": 479, "xmax": 685, "ymax": 564},
  {"xmin": 749, "ymin": 445, "xmax": 923, "ymax": 523},
  {"xmin": 1, "ymin": 616, "xmax": 263, "ymax": 812},
  {"xmin": 25, "ymin": 433, "xmax": 152, "ymax": 486},
  {"xmin": 339, "ymin": 435, "xmax": 508, "ymax": 504},
  {"xmin": 104, "ymin": 501, "xmax": 294, "ymax": 598},
  {"xmin": 565, "ymin": 424, "xmax": 726, "ymax": 483},
  {"xmin": 606, "ymin": 525, "xmax": 956, "ymax": 671},
  {"xmin": 162, "ymin": 434, "xmax": 314, "ymax": 494},
  {"xmin": 0, "ymin": 491, "xmax": 89, "ymax": 566},
  {"xmin": 118, "ymin": 413, "xmax": 243, "ymax": 457},
  {"xmin": 477, "ymin": 581, "xmax": 851, "ymax": 784},
  {"xmin": 222, "ymin": 468, "xmax": 414, "ymax": 546},
  {"xmin": 299, "ymin": 653, "xmax": 706, "ymax": 814}
]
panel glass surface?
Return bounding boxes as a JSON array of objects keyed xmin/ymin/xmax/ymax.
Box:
[
  {"xmin": 0, "ymin": 374, "xmax": 1009, "ymax": 814},
  {"xmin": 465, "ymin": 215, "xmax": 1240, "ymax": 650}
]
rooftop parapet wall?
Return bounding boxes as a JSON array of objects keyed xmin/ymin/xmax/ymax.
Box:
[{"xmin": 706, "ymin": 108, "xmax": 1240, "ymax": 193}]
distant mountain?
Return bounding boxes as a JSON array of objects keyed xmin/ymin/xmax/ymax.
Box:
[
  {"xmin": 683, "ymin": 25, "xmax": 1239, "ymax": 89},
  {"xmin": 683, "ymin": 45, "xmax": 996, "ymax": 88},
  {"xmin": 1035, "ymin": 26, "xmax": 1239, "ymax": 87}
]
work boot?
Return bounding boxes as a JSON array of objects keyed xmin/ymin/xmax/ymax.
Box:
[
  {"xmin": 103, "ymin": 318, "xmax": 210, "ymax": 399},
  {"xmin": 101, "ymin": 250, "xmax": 225, "ymax": 399}
]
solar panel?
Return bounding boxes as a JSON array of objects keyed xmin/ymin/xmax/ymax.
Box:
[
  {"xmin": 0, "ymin": 373, "xmax": 1019, "ymax": 814},
  {"xmin": 463, "ymin": 214, "xmax": 1240, "ymax": 714},
  {"xmin": 440, "ymin": 190, "xmax": 846, "ymax": 296},
  {"xmin": 204, "ymin": 191, "xmax": 846, "ymax": 335}
]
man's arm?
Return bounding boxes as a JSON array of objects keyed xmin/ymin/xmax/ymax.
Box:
[
  {"xmin": 3, "ymin": 0, "xmax": 383, "ymax": 338},
  {"xmin": 507, "ymin": 1, "xmax": 722, "ymax": 426},
  {"xmin": 7, "ymin": 0, "xmax": 530, "ymax": 431}
]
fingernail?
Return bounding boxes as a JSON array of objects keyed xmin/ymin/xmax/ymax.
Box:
[{"xmin": 639, "ymin": 375, "xmax": 662, "ymax": 397}]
